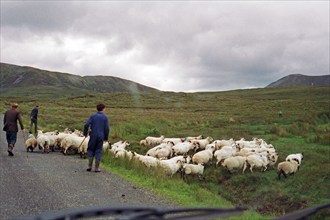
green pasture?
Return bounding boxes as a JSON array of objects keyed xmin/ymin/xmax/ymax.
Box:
[{"xmin": 1, "ymin": 86, "xmax": 329, "ymax": 219}]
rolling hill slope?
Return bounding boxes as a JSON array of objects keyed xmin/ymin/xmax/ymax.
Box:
[
  {"xmin": 266, "ymin": 74, "xmax": 330, "ymax": 88},
  {"xmin": 0, "ymin": 63, "xmax": 158, "ymax": 96}
]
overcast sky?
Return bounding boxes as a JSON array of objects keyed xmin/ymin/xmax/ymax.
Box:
[{"xmin": 1, "ymin": 1, "xmax": 329, "ymax": 92}]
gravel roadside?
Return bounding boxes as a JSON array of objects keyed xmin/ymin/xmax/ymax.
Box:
[{"xmin": 0, "ymin": 115, "xmax": 175, "ymax": 220}]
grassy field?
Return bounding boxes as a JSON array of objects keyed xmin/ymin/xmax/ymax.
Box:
[{"xmin": 1, "ymin": 86, "xmax": 329, "ymax": 219}]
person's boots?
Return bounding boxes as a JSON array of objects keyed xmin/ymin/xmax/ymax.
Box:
[
  {"xmin": 86, "ymin": 157, "xmax": 93, "ymax": 171},
  {"xmin": 95, "ymin": 160, "xmax": 101, "ymax": 173},
  {"xmin": 8, "ymin": 144, "xmax": 14, "ymax": 156}
]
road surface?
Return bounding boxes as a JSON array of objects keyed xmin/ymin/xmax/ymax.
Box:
[{"xmin": 0, "ymin": 115, "xmax": 174, "ymax": 219}]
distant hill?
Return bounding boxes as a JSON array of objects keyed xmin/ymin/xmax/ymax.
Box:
[
  {"xmin": 266, "ymin": 74, "xmax": 330, "ymax": 88},
  {"xmin": 0, "ymin": 63, "xmax": 159, "ymax": 96}
]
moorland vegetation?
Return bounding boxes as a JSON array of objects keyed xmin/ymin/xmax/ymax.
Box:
[{"xmin": 1, "ymin": 86, "xmax": 329, "ymax": 219}]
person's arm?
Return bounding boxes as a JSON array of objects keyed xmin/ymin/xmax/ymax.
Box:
[
  {"xmin": 104, "ymin": 117, "xmax": 109, "ymax": 141},
  {"xmin": 3, "ymin": 112, "xmax": 6, "ymax": 125},
  {"xmin": 17, "ymin": 112, "xmax": 24, "ymax": 130},
  {"xmin": 83, "ymin": 115, "xmax": 93, "ymax": 137}
]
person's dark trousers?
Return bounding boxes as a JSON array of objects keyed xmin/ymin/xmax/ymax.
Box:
[{"xmin": 29, "ymin": 119, "xmax": 37, "ymax": 136}]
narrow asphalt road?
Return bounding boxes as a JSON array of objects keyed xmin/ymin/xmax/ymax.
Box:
[{"xmin": 0, "ymin": 115, "xmax": 174, "ymax": 220}]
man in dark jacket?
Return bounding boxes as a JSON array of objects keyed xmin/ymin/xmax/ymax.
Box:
[
  {"xmin": 3, "ymin": 103, "xmax": 25, "ymax": 156},
  {"xmin": 29, "ymin": 105, "xmax": 39, "ymax": 136},
  {"xmin": 83, "ymin": 103, "xmax": 110, "ymax": 172}
]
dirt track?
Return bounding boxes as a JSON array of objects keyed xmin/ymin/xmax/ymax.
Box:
[{"xmin": 0, "ymin": 115, "xmax": 174, "ymax": 219}]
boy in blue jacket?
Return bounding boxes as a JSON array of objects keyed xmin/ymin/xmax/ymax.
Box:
[{"xmin": 83, "ymin": 103, "xmax": 110, "ymax": 172}]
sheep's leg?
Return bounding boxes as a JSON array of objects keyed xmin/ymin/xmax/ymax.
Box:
[
  {"xmin": 250, "ymin": 165, "xmax": 254, "ymax": 173},
  {"xmin": 243, "ymin": 162, "xmax": 247, "ymax": 174},
  {"xmin": 283, "ymin": 171, "xmax": 287, "ymax": 178}
]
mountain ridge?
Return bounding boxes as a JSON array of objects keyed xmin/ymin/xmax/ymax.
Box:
[
  {"xmin": 0, "ymin": 63, "xmax": 159, "ymax": 96},
  {"xmin": 265, "ymin": 74, "xmax": 329, "ymax": 88}
]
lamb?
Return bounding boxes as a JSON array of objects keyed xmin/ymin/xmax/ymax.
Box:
[
  {"xmin": 25, "ymin": 133, "xmax": 38, "ymax": 152},
  {"xmin": 172, "ymin": 141, "xmax": 198, "ymax": 155},
  {"xmin": 192, "ymin": 144, "xmax": 215, "ymax": 165},
  {"xmin": 222, "ymin": 156, "xmax": 247, "ymax": 174},
  {"xmin": 277, "ymin": 160, "xmax": 299, "ymax": 180},
  {"xmin": 145, "ymin": 135, "xmax": 165, "ymax": 146},
  {"xmin": 286, "ymin": 153, "xmax": 304, "ymax": 169},
  {"xmin": 243, "ymin": 154, "xmax": 269, "ymax": 173}
]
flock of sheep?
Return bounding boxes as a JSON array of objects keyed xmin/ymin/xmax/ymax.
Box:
[
  {"xmin": 24, "ymin": 130, "xmax": 304, "ymax": 180},
  {"xmin": 107, "ymin": 135, "xmax": 304, "ymax": 179}
]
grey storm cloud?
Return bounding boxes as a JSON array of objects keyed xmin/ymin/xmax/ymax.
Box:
[{"xmin": 1, "ymin": 1, "xmax": 329, "ymax": 92}]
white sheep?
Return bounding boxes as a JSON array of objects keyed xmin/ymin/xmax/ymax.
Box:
[
  {"xmin": 61, "ymin": 134, "xmax": 88, "ymax": 155},
  {"xmin": 158, "ymin": 156, "xmax": 186, "ymax": 176},
  {"xmin": 78, "ymin": 136, "xmax": 91, "ymax": 158},
  {"xmin": 267, "ymin": 152, "xmax": 279, "ymax": 168},
  {"xmin": 139, "ymin": 139, "xmax": 148, "ymax": 146},
  {"xmin": 214, "ymin": 138, "xmax": 235, "ymax": 150},
  {"xmin": 154, "ymin": 142, "xmax": 174, "ymax": 160},
  {"xmin": 115, "ymin": 149, "xmax": 133, "ymax": 160},
  {"xmin": 162, "ymin": 138, "xmax": 184, "ymax": 145},
  {"xmin": 44, "ymin": 132, "xmax": 58, "ymax": 152},
  {"xmin": 36, "ymin": 130, "xmax": 50, "ymax": 153},
  {"xmin": 235, "ymin": 138, "xmax": 261, "ymax": 149},
  {"xmin": 109, "ymin": 141, "xmax": 129, "ymax": 154},
  {"xmin": 185, "ymin": 135, "xmax": 203, "ymax": 142},
  {"xmin": 191, "ymin": 136, "xmax": 213, "ymax": 150},
  {"xmin": 146, "ymin": 143, "xmax": 167, "ymax": 157},
  {"xmin": 182, "ymin": 163, "xmax": 204, "ymax": 176},
  {"xmin": 133, "ymin": 152, "xmax": 160, "ymax": 168},
  {"xmin": 214, "ymin": 145, "xmax": 238, "ymax": 166},
  {"xmin": 277, "ymin": 160, "xmax": 299, "ymax": 180},
  {"xmin": 243, "ymin": 154, "xmax": 269, "ymax": 173},
  {"xmin": 286, "ymin": 153, "xmax": 304, "ymax": 169},
  {"xmin": 102, "ymin": 141, "xmax": 111, "ymax": 151},
  {"xmin": 172, "ymin": 141, "xmax": 197, "ymax": 155},
  {"xmin": 145, "ymin": 135, "xmax": 165, "ymax": 146},
  {"xmin": 222, "ymin": 156, "xmax": 247, "ymax": 174},
  {"xmin": 25, "ymin": 133, "xmax": 38, "ymax": 152},
  {"xmin": 192, "ymin": 144, "xmax": 215, "ymax": 165}
]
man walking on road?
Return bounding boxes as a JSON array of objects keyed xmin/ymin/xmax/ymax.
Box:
[
  {"xmin": 3, "ymin": 103, "xmax": 25, "ymax": 156},
  {"xmin": 29, "ymin": 105, "xmax": 39, "ymax": 136},
  {"xmin": 83, "ymin": 103, "xmax": 110, "ymax": 172}
]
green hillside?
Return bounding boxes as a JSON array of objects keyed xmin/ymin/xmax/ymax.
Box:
[
  {"xmin": 0, "ymin": 63, "xmax": 159, "ymax": 97},
  {"xmin": 0, "ymin": 86, "xmax": 329, "ymax": 219}
]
